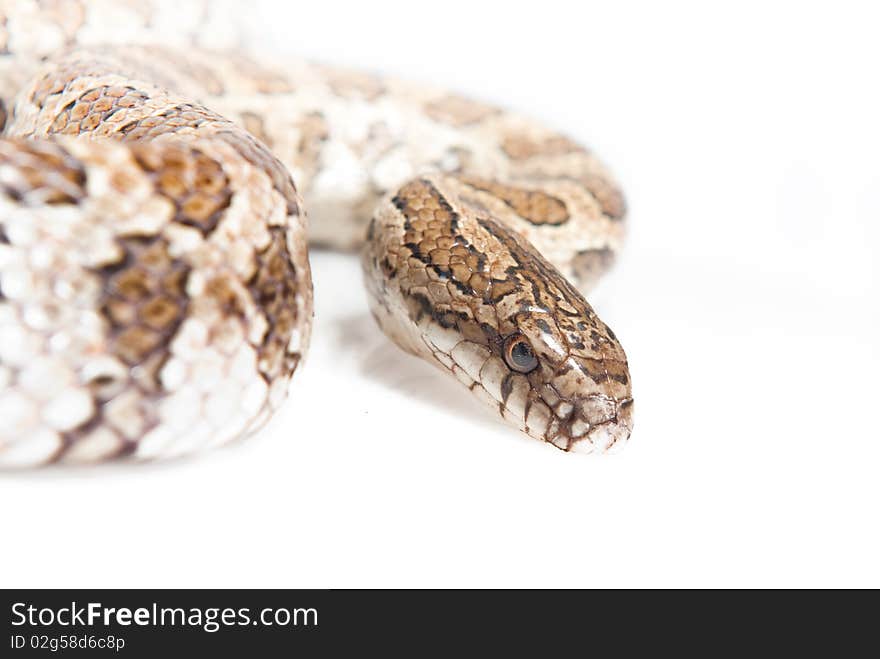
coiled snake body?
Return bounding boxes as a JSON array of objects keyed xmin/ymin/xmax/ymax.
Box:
[{"xmin": 0, "ymin": 0, "xmax": 632, "ymax": 467}]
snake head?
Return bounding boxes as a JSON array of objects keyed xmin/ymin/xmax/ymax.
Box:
[
  {"xmin": 449, "ymin": 202, "xmax": 633, "ymax": 453},
  {"xmin": 363, "ymin": 175, "xmax": 633, "ymax": 453},
  {"xmin": 500, "ymin": 308, "xmax": 633, "ymax": 452},
  {"xmin": 427, "ymin": 302, "xmax": 633, "ymax": 453}
]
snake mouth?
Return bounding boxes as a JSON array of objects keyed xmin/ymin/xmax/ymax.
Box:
[{"xmin": 547, "ymin": 395, "xmax": 633, "ymax": 453}]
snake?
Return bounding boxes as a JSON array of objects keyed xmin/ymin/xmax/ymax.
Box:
[{"xmin": 0, "ymin": 0, "xmax": 632, "ymax": 467}]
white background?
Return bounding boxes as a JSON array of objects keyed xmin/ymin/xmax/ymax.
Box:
[{"xmin": 2, "ymin": 0, "xmax": 878, "ymax": 588}]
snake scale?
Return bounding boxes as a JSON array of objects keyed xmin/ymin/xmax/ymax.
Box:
[{"xmin": 0, "ymin": 0, "xmax": 632, "ymax": 467}]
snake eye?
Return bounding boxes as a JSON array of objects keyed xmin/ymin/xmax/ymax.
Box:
[{"xmin": 504, "ymin": 335, "xmax": 539, "ymax": 373}]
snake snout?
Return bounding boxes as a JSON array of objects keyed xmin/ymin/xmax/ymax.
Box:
[
  {"xmin": 568, "ymin": 396, "xmax": 633, "ymax": 453},
  {"xmin": 541, "ymin": 354, "xmax": 633, "ymax": 452},
  {"xmin": 540, "ymin": 388, "xmax": 633, "ymax": 453}
]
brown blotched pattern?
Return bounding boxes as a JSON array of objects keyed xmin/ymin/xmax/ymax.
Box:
[
  {"xmin": 424, "ymin": 95, "xmax": 499, "ymax": 126},
  {"xmin": 500, "ymin": 134, "xmax": 583, "ymax": 160},
  {"xmin": 132, "ymin": 143, "xmax": 232, "ymax": 236},
  {"xmin": 322, "ymin": 67, "xmax": 386, "ymax": 102},
  {"xmin": 100, "ymin": 237, "xmax": 190, "ymax": 368},
  {"xmin": 580, "ymin": 172, "xmax": 626, "ymax": 221},
  {"xmin": 248, "ymin": 227, "xmax": 303, "ymax": 381},
  {"xmin": 0, "ymin": 139, "xmax": 86, "ymax": 204},
  {"xmin": 0, "ymin": 41, "xmax": 312, "ymax": 466},
  {"xmin": 457, "ymin": 175, "xmax": 570, "ymax": 225},
  {"xmin": 0, "ymin": 135, "xmax": 312, "ymax": 465},
  {"xmin": 571, "ymin": 247, "xmax": 616, "ymax": 292}
]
